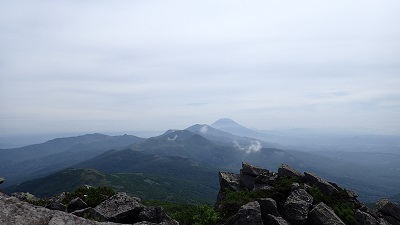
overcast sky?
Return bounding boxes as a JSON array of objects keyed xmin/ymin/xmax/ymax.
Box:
[{"xmin": 1, "ymin": 0, "xmax": 400, "ymax": 136}]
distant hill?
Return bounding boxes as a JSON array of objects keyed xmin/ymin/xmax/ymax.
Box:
[
  {"xmin": 0, "ymin": 134, "xmax": 144, "ymax": 186},
  {"xmin": 4, "ymin": 168, "xmax": 218, "ymax": 204}
]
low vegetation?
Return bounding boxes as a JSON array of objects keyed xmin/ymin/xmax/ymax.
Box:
[{"xmin": 62, "ymin": 186, "xmax": 115, "ymax": 207}]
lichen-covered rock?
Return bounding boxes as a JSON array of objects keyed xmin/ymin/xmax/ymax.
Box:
[
  {"xmin": 95, "ymin": 192, "xmax": 144, "ymax": 223},
  {"xmin": 304, "ymin": 172, "xmax": 338, "ymax": 196},
  {"xmin": 224, "ymin": 201, "xmax": 263, "ymax": 225},
  {"xmin": 219, "ymin": 172, "xmax": 241, "ymax": 192},
  {"xmin": 265, "ymin": 214, "xmax": 291, "ymax": 225},
  {"xmin": 0, "ymin": 194, "xmax": 116, "ymax": 225},
  {"xmin": 376, "ymin": 198, "xmax": 400, "ymax": 222},
  {"xmin": 355, "ymin": 209, "xmax": 377, "ymax": 225},
  {"xmin": 282, "ymin": 189, "xmax": 313, "ymax": 225},
  {"xmin": 308, "ymin": 202, "xmax": 345, "ymax": 225},
  {"xmin": 278, "ymin": 164, "xmax": 304, "ymax": 180},
  {"xmin": 241, "ymin": 162, "xmax": 269, "ymax": 177},
  {"xmin": 11, "ymin": 192, "xmax": 39, "ymax": 202},
  {"xmin": 67, "ymin": 197, "xmax": 88, "ymax": 213}
]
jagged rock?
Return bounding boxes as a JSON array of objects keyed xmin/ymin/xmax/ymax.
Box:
[
  {"xmin": 376, "ymin": 199, "xmax": 400, "ymax": 222},
  {"xmin": 241, "ymin": 162, "xmax": 269, "ymax": 177},
  {"xmin": 255, "ymin": 173, "xmax": 278, "ymax": 185},
  {"xmin": 308, "ymin": 202, "xmax": 345, "ymax": 225},
  {"xmin": 219, "ymin": 172, "xmax": 241, "ymax": 192},
  {"xmin": 0, "ymin": 194, "xmax": 117, "ymax": 225},
  {"xmin": 67, "ymin": 197, "xmax": 89, "ymax": 213},
  {"xmin": 46, "ymin": 192, "xmax": 67, "ymax": 212},
  {"xmin": 138, "ymin": 207, "xmax": 178, "ymax": 225},
  {"xmin": 355, "ymin": 209, "xmax": 378, "ymax": 225},
  {"xmin": 73, "ymin": 207, "xmax": 108, "ymax": 222},
  {"xmin": 224, "ymin": 201, "xmax": 263, "ymax": 225},
  {"xmin": 345, "ymin": 189, "xmax": 358, "ymax": 199},
  {"xmin": 304, "ymin": 172, "xmax": 338, "ymax": 196},
  {"xmin": 240, "ymin": 174, "xmax": 256, "ymax": 190},
  {"xmin": 257, "ymin": 198, "xmax": 279, "ymax": 224},
  {"xmin": 282, "ymin": 189, "xmax": 313, "ymax": 225},
  {"xmin": 0, "ymin": 177, "xmax": 4, "ymax": 184},
  {"xmin": 278, "ymin": 164, "xmax": 304, "ymax": 180},
  {"xmin": 265, "ymin": 214, "xmax": 291, "ymax": 225},
  {"xmin": 95, "ymin": 192, "xmax": 144, "ymax": 223},
  {"xmin": 47, "ymin": 200, "xmax": 67, "ymax": 212}
]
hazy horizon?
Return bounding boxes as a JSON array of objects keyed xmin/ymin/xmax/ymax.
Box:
[{"xmin": 1, "ymin": 1, "xmax": 400, "ymax": 137}]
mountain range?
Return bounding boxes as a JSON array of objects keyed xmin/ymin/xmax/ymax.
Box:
[{"xmin": 1, "ymin": 118, "xmax": 400, "ymax": 204}]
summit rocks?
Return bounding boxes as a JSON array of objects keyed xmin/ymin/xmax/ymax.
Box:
[{"xmin": 216, "ymin": 162, "xmax": 398, "ymax": 225}]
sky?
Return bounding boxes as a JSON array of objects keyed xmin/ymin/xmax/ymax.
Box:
[{"xmin": 1, "ymin": 0, "xmax": 400, "ymax": 137}]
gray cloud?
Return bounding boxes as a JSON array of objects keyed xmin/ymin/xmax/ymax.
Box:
[{"xmin": 1, "ymin": 0, "xmax": 400, "ymax": 135}]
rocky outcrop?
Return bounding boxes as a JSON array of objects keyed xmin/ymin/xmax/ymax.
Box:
[
  {"xmin": 283, "ymin": 189, "xmax": 313, "ymax": 225},
  {"xmin": 266, "ymin": 214, "xmax": 291, "ymax": 225},
  {"xmin": 278, "ymin": 164, "xmax": 304, "ymax": 180},
  {"xmin": 216, "ymin": 162, "xmax": 400, "ymax": 225},
  {"xmin": 355, "ymin": 209, "xmax": 378, "ymax": 225},
  {"xmin": 308, "ymin": 202, "xmax": 345, "ymax": 225},
  {"xmin": 67, "ymin": 197, "xmax": 88, "ymax": 213},
  {"xmin": 0, "ymin": 177, "xmax": 4, "ymax": 184},
  {"xmin": 1, "ymin": 190, "xmax": 177, "ymax": 225},
  {"xmin": 304, "ymin": 172, "xmax": 338, "ymax": 196},
  {"xmin": 377, "ymin": 199, "xmax": 400, "ymax": 224},
  {"xmin": 72, "ymin": 207, "xmax": 108, "ymax": 222},
  {"xmin": 257, "ymin": 198, "xmax": 279, "ymax": 217},
  {"xmin": 219, "ymin": 172, "xmax": 241, "ymax": 192},
  {"xmin": 241, "ymin": 162, "xmax": 269, "ymax": 177},
  {"xmin": 224, "ymin": 201, "xmax": 263, "ymax": 225},
  {"xmin": 0, "ymin": 194, "xmax": 116, "ymax": 225}
]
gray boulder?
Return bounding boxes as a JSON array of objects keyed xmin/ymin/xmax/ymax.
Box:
[
  {"xmin": 278, "ymin": 164, "xmax": 304, "ymax": 180},
  {"xmin": 46, "ymin": 192, "xmax": 67, "ymax": 212},
  {"xmin": 257, "ymin": 198, "xmax": 279, "ymax": 224},
  {"xmin": 241, "ymin": 162, "xmax": 269, "ymax": 177},
  {"xmin": 47, "ymin": 201, "xmax": 67, "ymax": 212},
  {"xmin": 355, "ymin": 209, "xmax": 377, "ymax": 225},
  {"xmin": 0, "ymin": 177, "xmax": 4, "ymax": 184},
  {"xmin": 138, "ymin": 206, "xmax": 178, "ymax": 225},
  {"xmin": 265, "ymin": 214, "xmax": 291, "ymax": 225},
  {"xmin": 224, "ymin": 201, "xmax": 263, "ymax": 225},
  {"xmin": 73, "ymin": 207, "xmax": 108, "ymax": 222},
  {"xmin": 67, "ymin": 197, "xmax": 88, "ymax": 213},
  {"xmin": 304, "ymin": 172, "xmax": 339, "ymax": 196},
  {"xmin": 0, "ymin": 194, "xmax": 117, "ymax": 225},
  {"xmin": 376, "ymin": 199, "xmax": 400, "ymax": 222},
  {"xmin": 219, "ymin": 172, "xmax": 241, "ymax": 192},
  {"xmin": 95, "ymin": 192, "xmax": 144, "ymax": 223},
  {"xmin": 308, "ymin": 202, "xmax": 345, "ymax": 225},
  {"xmin": 282, "ymin": 189, "xmax": 313, "ymax": 225}
]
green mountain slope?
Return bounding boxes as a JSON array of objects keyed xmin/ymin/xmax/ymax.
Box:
[{"xmin": 4, "ymin": 168, "xmax": 218, "ymax": 204}]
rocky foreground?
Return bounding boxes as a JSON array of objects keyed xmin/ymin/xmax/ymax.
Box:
[
  {"xmin": 0, "ymin": 187, "xmax": 178, "ymax": 225},
  {"xmin": 216, "ymin": 163, "xmax": 400, "ymax": 225},
  {"xmin": 1, "ymin": 163, "xmax": 400, "ymax": 225}
]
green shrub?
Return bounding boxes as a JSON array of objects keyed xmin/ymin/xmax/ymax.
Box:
[
  {"xmin": 173, "ymin": 204, "xmax": 219, "ymax": 225},
  {"xmin": 62, "ymin": 186, "xmax": 115, "ymax": 207},
  {"xmin": 308, "ymin": 187, "xmax": 356, "ymax": 225}
]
